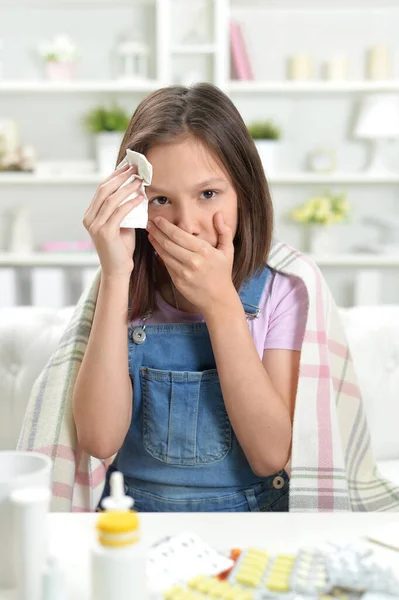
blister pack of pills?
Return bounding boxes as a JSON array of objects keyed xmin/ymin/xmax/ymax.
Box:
[
  {"xmin": 162, "ymin": 542, "xmax": 399, "ymax": 599},
  {"xmin": 163, "ymin": 574, "xmax": 362, "ymax": 600},
  {"xmin": 229, "ymin": 546, "xmax": 329, "ymax": 596},
  {"xmin": 148, "ymin": 532, "xmax": 234, "ymax": 595},
  {"xmin": 323, "ymin": 541, "xmax": 399, "ymax": 596}
]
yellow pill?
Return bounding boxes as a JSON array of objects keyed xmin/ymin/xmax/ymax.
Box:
[
  {"xmin": 216, "ymin": 581, "xmax": 233, "ymax": 593},
  {"xmin": 209, "ymin": 580, "xmax": 228, "ymax": 597},
  {"xmin": 164, "ymin": 585, "xmax": 186, "ymax": 600},
  {"xmin": 239, "ymin": 558, "xmax": 264, "ymax": 567},
  {"xmin": 239, "ymin": 592, "xmax": 254, "ymax": 600},
  {"xmin": 246, "ymin": 548, "xmax": 269, "ymax": 559},
  {"xmin": 220, "ymin": 590, "xmax": 236, "ymax": 600},
  {"xmin": 267, "ymin": 571, "xmax": 289, "ymax": 580},
  {"xmin": 196, "ymin": 578, "xmax": 213, "ymax": 594},
  {"xmin": 221, "ymin": 588, "xmax": 242, "ymax": 600},
  {"xmin": 271, "ymin": 562, "xmax": 293, "ymax": 571},
  {"xmin": 235, "ymin": 573, "xmax": 261, "ymax": 587},
  {"xmin": 242, "ymin": 562, "xmax": 267, "ymax": 573},
  {"xmin": 188, "ymin": 575, "xmax": 208, "ymax": 590},
  {"xmin": 266, "ymin": 579, "xmax": 290, "ymax": 593},
  {"xmin": 275, "ymin": 554, "xmax": 296, "ymax": 563},
  {"xmin": 236, "ymin": 566, "xmax": 264, "ymax": 578},
  {"xmin": 242, "ymin": 557, "xmax": 266, "ymax": 568},
  {"xmin": 234, "ymin": 592, "xmax": 254, "ymax": 600},
  {"xmin": 182, "ymin": 593, "xmax": 197, "ymax": 600}
]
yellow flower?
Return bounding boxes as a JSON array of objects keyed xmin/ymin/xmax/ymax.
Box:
[{"xmin": 290, "ymin": 192, "xmax": 349, "ymax": 225}]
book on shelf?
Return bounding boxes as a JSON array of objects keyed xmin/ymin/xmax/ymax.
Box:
[{"xmin": 229, "ymin": 20, "xmax": 254, "ymax": 81}]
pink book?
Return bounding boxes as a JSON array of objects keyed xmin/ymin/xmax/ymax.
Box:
[{"xmin": 229, "ymin": 20, "xmax": 254, "ymax": 80}]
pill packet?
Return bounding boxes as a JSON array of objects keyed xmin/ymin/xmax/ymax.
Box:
[
  {"xmin": 161, "ymin": 542, "xmax": 399, "ymax": 600},
  {"xmin": 322, "ymin": 541, "xmax": 399, "ymax": 596},
  {"xmin": 228, "ymin": 546, "xmax": 329, "ymax": 597},
  {"xmin": 147, "ymin": 532, "xmax": 234, "ymax": 596}
]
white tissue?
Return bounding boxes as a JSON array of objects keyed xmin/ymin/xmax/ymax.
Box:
[{"xmin": 116, "ymin": 149, "xmax": 153, "ymax": 229}]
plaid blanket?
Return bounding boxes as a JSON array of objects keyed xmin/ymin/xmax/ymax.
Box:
[{"xmin": 17, "ymin": 241, "xmax": 399, "ymax": 512}]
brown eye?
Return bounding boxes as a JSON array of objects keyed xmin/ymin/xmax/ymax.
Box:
[
  {"xmin": 201, "ymin": 190, "xmax": 217, "ymax": 200},
  {"xmin": 151, "ymin": 197, "xmax": 169, "ymax": 206}
]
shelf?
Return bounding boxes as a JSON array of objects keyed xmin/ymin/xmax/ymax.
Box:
[
  {"xmin": 231, "ymin": 0, "xmax": 399, "ymax": 9},
  {"xmin": 1, "ymin": 171, "xmax": 399, "ymax": 185},
  {"xmin": 1, "ymin": 252, "xmax": 399, "ymax": 268},
  {"xmin": 228, "ymin": 80, "xmax": 399, "ymax": 94},
  {"xmin": 0, "ymin": 253, "xmax": 100, "ymax": 267},
  {"xmin": 310, "ymin": 254, "xmax": 399, "ymax": 267},
  {"xmin": 268, "ymin": 172, "xmax": 399, "ymax": 184},
  {"xmin": 0, "ymin": 172, "xmax": 102, "ymax": 184},
  {"xmin": 2, "ymin": 0, "xmax": 154, "ymax": 5},
  {"xmin": 171, "ymin": 44, "xmax": 217, "ymax": 54},
  {"xmin": 0, "ymin": 79, "xmax": 163, "ymax": 93},
  {"xmin": 2, "ymin": 79, "xmax": 398, "ymax": 95}
]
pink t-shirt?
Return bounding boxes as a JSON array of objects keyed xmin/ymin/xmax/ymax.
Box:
[{"xmin": 133, "ymin": 271, "xmax": 308, "ymax": 358}]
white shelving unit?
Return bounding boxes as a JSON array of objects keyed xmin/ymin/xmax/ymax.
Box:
[
  {"xmin": 228, "ymin": 80, "xmax": 399, "ymax": 94},
  {"xmin": 263, "ymin": 173, "xmax": 399, "ymax": 185},
  {"xmin": 1, "ymin": 252, "xmax": 398, "ymax": 269},
  {"xmin": 2, "ymin": 79, "xmax": 398, "ymax": 95},
  {"xmin": 0, "ymin": 80, "xmax": 164, "ymax": 93},
  {"xmin": 1, "ymin": 0, "xmax": 399, "ymax": 307}
]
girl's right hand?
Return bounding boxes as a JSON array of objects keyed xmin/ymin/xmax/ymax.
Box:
[{"xmin": 83, "ymin": 162, "xmax": 145, "ymax": 279}]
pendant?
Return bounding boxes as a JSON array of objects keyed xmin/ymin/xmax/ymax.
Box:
[{"xmin": 132, "ymin": 327, "xmax": 147, "ymax": 345}]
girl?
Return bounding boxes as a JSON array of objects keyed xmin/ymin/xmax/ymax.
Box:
[{"xmin": 73, "ymin": 82, "xmax": 308, "ymax": 512}]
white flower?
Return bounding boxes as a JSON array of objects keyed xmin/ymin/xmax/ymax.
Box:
[{"xmin": 38, "ymin": 34, "xmax": 79, "ymax": 62}]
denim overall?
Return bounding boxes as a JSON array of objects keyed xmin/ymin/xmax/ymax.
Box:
[{"xmin": 98, "ymin": 266, "xmax": 289, "ymax": 512}]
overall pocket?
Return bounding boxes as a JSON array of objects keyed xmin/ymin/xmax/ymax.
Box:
[{"xmin": 140, "ymin": 367, "xmax": 232, "ymax": 466}]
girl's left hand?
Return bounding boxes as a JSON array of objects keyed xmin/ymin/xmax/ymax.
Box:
[{"xmin": 146, "ymin": 212, "xmax": 236, "ymax": 313}]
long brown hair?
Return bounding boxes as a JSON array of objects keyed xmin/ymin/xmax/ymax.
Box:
[{"xmin": 115, "ymin": 83, "xmax": 274, "ymax": 321}]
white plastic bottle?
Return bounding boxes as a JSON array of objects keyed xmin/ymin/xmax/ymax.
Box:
[
  {"xmin": 91, "ymin": 472, "xmax": 146, "ymax": 600},
  {"xmin": 101, "ymin": 470, "xmax": 134, "ymax": 512}
]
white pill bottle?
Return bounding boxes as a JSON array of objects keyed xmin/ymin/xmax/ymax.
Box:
[{"xmin": 91, "ymin": 472, "xmax": 146, "ymax": 600}]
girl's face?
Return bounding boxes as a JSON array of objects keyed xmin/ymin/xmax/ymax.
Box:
[{"xmin": 146, "ymin": 136, "xmax": 238, "ymax": 248}]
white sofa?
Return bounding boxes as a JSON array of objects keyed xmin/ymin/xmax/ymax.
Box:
[{"xmin": 1, "ymin": 304, "xmax": 399, "ymax": 485}]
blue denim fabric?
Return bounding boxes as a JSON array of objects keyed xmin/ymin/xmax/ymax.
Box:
[
  {"xmin": 97, "ymin": 265, "xmax": 290, "ymax": 512},
  {"xmin": 99, "ymin": 463, "xmax": 289, "ymax": 512}
]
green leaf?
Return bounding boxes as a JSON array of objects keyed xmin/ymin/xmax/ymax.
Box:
[
  {"xmin": 247, "ymin": 120, "xmax": 282, "ymax": 140},
  {"xmin": 83, "ymin": 103, "xmax": 130, "ymax": 133}
]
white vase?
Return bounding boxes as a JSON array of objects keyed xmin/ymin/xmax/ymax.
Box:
[
  {"xmin": 8, "ymin": 206, "xmax": 34, "ymax": 253},
  {"xmin": 307, "ymin": 224, "xmax": 336, "ymax": 255},
  {"xmin": 95, "ymin": 132, "xmax": 125, "ymax": 175},
  {"xmin": 44, "ymin": 61, "xmax": 76, "ymax": 81},
  {"xmin": 255, "ymin": 140, "xmax": 278, "ymax": 174}
]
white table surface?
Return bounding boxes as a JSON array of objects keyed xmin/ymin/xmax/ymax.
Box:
[
  {"xmin": 2, "ymin": 513, "xmax": 399, "ymax": 599},
  {"xmin": 45, "ymin": 513, "xmax": 399, "ymax": 599}
]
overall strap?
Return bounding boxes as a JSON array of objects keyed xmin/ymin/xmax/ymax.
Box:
[{"xmin": 238, "ymin": 266, "xmax": 272, "ymax": 318}]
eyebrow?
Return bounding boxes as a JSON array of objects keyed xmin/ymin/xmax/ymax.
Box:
[{"xmin": 148, "ymin": 178, "xmax": 227, "ymax": 194}]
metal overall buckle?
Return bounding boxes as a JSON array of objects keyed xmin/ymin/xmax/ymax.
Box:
[{"xmin": 131, "ymin": 310, "xmax": 152, "ymax": 345}]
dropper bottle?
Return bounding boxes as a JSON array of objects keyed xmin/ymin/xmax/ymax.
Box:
[
  {"xmin": 90, "ymin": 471, "xmax": 146, "ymax": 600},
  {"xmin": 101, "ymin": 471, "xmax": 134, "ymax": 512}
]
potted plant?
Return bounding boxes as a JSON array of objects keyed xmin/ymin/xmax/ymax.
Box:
[
  {"xmin": 290, "ymin": 191, "xmax": 350, "ymax": 254},
  {"xmin": 38, "ymin": 34, "xmax": 80, "ymax": 81},
  {"xmin": 84, "ymin": 103, "xmax": 130, "ymax": 175},
  {"xmin": 247, "ymin": 120, "xmax": 282, "ymax": 173}
]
